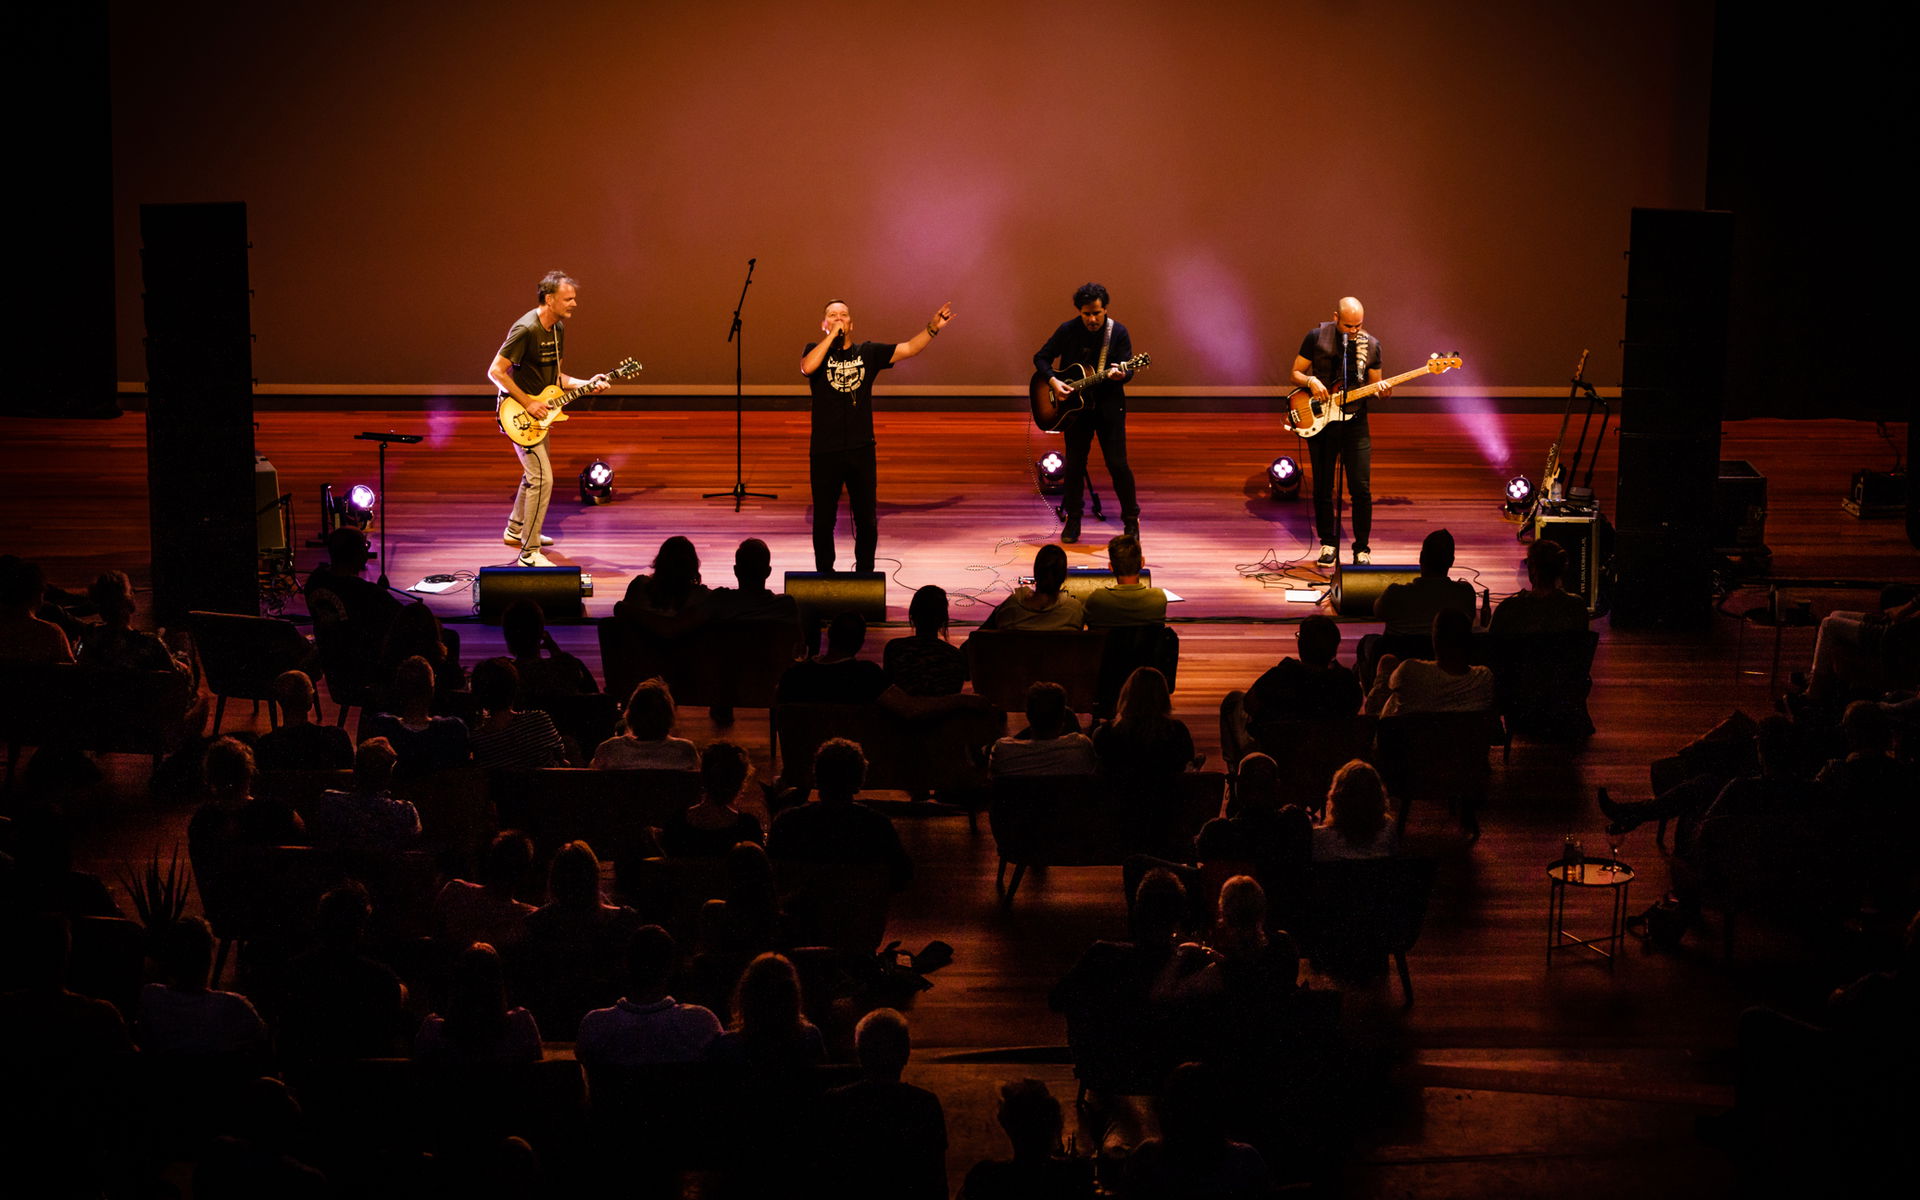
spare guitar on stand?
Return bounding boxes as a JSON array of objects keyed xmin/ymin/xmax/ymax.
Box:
[{"xmin": 1529, "ymin": 348, "xmax": 1611, "ymax": 614}]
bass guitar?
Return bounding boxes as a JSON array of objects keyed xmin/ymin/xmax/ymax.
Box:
[
  {"xmin": 1282, "ymin": 352, "xmax": 1463, "ymax": 438},
  {"xmin": 497, "ymin": 357, "xmax": 643, "ymax": 448},
  {"xmin": 1029, "ymin": 353, "xmax": 1152, "ymax": 433}
]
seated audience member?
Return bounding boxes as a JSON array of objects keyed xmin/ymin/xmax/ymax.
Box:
[
  {"xmin": 136, "ymin": 915, "xmax": 270, "ymax": 1057},
  {"xmin": 517, "ymin": 840, "xmax": 642, "ymax": 1032},
  {"xmin": 576, "ymin": 925, "xmax": 723, "ymax": 1067},
  {"xmin": 1815, "ymin": 699, "xmax": 1919, "ymax": 814},
  {"xmin": 884, "ymin": 584, "xmax": 969, "ymax": 697},
  {"xmin": 77, "ymin": 570, "xmax": 183, "ymax": 672},
  {"xmin": 254, "ymin": 669, "xmax": 353, "ymax": 772},
  {"xmin": 704, "ymin": 951, "xmax": 826, "ymax": 1071},
  {"xmin": 816, "ymin": 1007, "xmax": 948, "ymax": 1200},
  {"xmin": 435, "ymin": 831, "xmax": 537, "ymax": 951},
  {"xmin": 1093, "ymin": 666, "xmax": 1196, "ymax": 785},
  {"xmin": 1050, "ymin": 869, "xmax": 1194, "ymax": 1158},
  {"xmin": 501, "ymin": 598, "xmax": 597, "ymax": 701},
  {"xmin": 188, "ymin": 737, "xmax": 306, "ymax": 875},
  {"xmin": 958, "ymin": 1078, "xmax": 1094, "ymax": 1200},
  {"xmin": 413, "ymin": 942, "xmax": 543, "ymax": 1065},
  {"xmin": 303, "ymin": 527, "xmax": 402, "ymax": 671},
  {"xmin": 0, "ymin": 554, "xmax": 75, "ymax": 663},
  {"xmin": 374, "ymin": 599, "xmax": 463, "ymax": 700},
  {"xmin": 619, "ymin": 535, "xmax": 711, "ymax": 633},
  {"xmin": 706, "ymin": 537, "xmax": 801, "ymax": 624},
  {"xmin": 1599, "ymin": 714, "xmax": 1808, "ymax": 843},
  {"xmin": 680, "ymin": 842, "xmax": 786, "ymax": 1017},
  {"xmin": 1121, "ymin": 1061, "xmax": 1275, "ymax": 1200},
  {"xmin": 768, "ymin": 738, "xmax": 914, "ymax": 890},
  {"xmin": 661, "ymin": 740, "xmax": 764, "ymax": 856},
  {"xmin": 467, "ymin": 656, "xmax": 567, "ymax": 768},
  {"xmin": 1368, "ymin": 608, "xmax": 1495, "ymax": 716},
  {"xmin": 988, "ymin": 543, "xmax": 1085, "ymax": 631},
  {"xmin": 191, "ymin": 1075, "xmax": 330, "ymax": 1199},
  {"xmin": 1084, "ymin": 533, "xmax": 1167, "ymax": 629},
  {"xmin": 1194, "ymin": 753, "xmax": 1314, "ymax": 916},
  {"xmin": 1173, "ymin": 878, "xmax": 1301, "ymax": 1064},
  {"xmin": 275, "ymin": 881, "xmax": 408, "ymax": 1063},
  {"xmin": 989, "ymin": 681, "xmax": 1097, "ymax": 777},
  {"xmin": 1243, "ymin": 614, "xmax": 1362, "ymax": 725},
  {"xmin": 1806, "ymin": 587, "xmax": 1920, "ymax": 704},
  {"xmin": 1312, "ymin": 760, "xmax": 1396, "ymax": 860},
  {"xmin": 0, "ymin": 913, "xmax": 135, "ymax": 1059},
  {"xmin": 3, "ymin": 807, "xmax": 124, "ymax": 921},
  {"xmin": 307, "ymin": 737, "xmax": 420, "ymax": 852},
  {"xmin": 1373, "ymin": 528, "xmax": 1477, "ymax": 636},
  {"xmin": 1490, "ymin": 538, "xmax": 1590, "ymax": 637},
  {"xmin": 591, "ymin": 677, "xmax": 698, "ymax": 770},
  {"xmin": 360, "ymin": 655, "xmax": 472, "ymax": 779}
]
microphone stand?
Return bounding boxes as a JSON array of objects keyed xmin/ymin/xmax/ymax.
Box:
[
  {"xmin": 705, "ymin": 258, "xmax": 778, "ymax": 511},
  {"xmin": 1331, "ymin": 330, "xmax": 1351, "ymax": 564}
]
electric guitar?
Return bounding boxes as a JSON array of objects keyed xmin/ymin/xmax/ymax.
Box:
[
  {"xmin": 1029, "ymin": 353, "xmax": 1152, "ymax": 432},
  {"xmin": 497, "ymin": 357, "xmax": 643, "ymax": 447},
  {"xmin": 1282, "ymin": 352, "xmax": 1463, "ymax": 438},
  {"xmin": 1538, "ymin": 349, "xmax": 1587, "ymax": 506}
]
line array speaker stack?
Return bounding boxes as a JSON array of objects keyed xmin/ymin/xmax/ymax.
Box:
[
  {"xmin": 1610, "ymin": 207, "xmax": 1734, "ymax": 631},
  {"xmin": 141, "ymin": 202, "xmax": 258, "ymax": 625}
]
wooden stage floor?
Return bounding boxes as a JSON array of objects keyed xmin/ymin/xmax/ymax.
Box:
[{"xmin": 18, "ymin": 407, "xmax": 1918, "ymax": 1195}]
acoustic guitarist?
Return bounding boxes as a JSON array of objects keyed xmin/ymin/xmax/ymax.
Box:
[
  {"xmin": 1292, "ymin": 296, "xmax": 1392, "ymax": 566},
  {"xmin": 1032, "ymin": 283, "xmax": 1140, "ymax": 544},
  {"xmin": 488, "ymin": 271, "xmax": 612, "ymax": 567}
]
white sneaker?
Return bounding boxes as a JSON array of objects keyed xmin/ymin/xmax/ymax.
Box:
[
  {"xmin": 504, "ymin": 527, "xmax": 554, "ymax": 547},
  {"xmin": 517, "ymin": 549, "xmax": 555, "ymax": 568},
  {"xmin": 1354, "ymin": 550, "xmax": 1372, "ymax": 564},
  {"xmin": 1315, "ymin": 545, "xmax": 1337, "ymax": 566}
]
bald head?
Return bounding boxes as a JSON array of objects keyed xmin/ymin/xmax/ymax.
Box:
[{"xmin": 1337, "ymin": 297, "xmax": 1365, "ymax": 329}]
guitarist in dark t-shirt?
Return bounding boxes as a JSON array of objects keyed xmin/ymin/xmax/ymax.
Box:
[
  {"xmin": 1292, "ymin": 296, "xmax": 1392, "ymax": 567},
  {"xmin": 487, "ymin": 271, "xmax": 610, "ymax": 567},
  {"xmin": 1032, "ymin": 282, "xmax": 1139, "ymax": 545},
  {"xmin": 800, "ymin": 297, "xmax": 955, "ymax": 572}
]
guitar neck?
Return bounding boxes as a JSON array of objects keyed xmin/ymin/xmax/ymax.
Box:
[
  {"xmin": 1343, "ymin": 363, "xmax": 1439, "ymax": 403},
  {"xmin": 1071, "ymin": 356, "xmax": 1142, "ymax": 392}
]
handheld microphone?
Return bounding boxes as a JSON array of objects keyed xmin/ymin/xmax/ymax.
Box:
[{"xmin": 748, "ymin": 257, "xmax": 757, "ymax": 268}]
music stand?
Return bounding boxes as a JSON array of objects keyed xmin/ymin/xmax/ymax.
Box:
[{"xmin": 355, "ymin": 431, "xmax": 422, "ymax": 585}]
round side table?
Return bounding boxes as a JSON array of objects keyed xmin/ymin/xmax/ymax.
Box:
[{"xmin": 1546, "ymin": 858, "xmax": 1634, "ymax": 971}]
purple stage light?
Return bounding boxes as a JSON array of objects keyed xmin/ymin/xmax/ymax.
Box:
[{"xmin": 1268, "ymin": 455, "xmax": 1301, "ymax": 500}]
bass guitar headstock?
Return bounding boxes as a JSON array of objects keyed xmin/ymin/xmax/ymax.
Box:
[{"xmin": 1425, "ymin": 352, "xmax": 1463, "ymax": 374}]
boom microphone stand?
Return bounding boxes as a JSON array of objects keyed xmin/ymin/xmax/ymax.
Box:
[
  {"xmin": 354, "ymin": 430, "xmax": 421, "ymax": 587},
  {"xmin": 705, "ymin": 257, "xmax": 778, "ymax": 511}
]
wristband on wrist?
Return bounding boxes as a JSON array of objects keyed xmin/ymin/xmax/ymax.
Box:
[{"xmin": 926, "ymin": 322, "xmax": 939, "ymax": 337}]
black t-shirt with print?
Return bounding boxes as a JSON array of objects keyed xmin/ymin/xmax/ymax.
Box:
[
  {"xmin": 498, "ymin": 308, "xmax": 564, "ymax": 399},
  {"xmin": 804, "ymin": 338, "xmax": 895, "ymax": 454},
  {"xmin": 1298, "ymin": 321, "xmax": 1383, "ymax": 418}
]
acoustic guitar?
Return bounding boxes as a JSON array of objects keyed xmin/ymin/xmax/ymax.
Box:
[
  {"xmin": 497, "ymin": 357, "xmax": 643, "ymax": 447},
  {"xmin": 1029, "ymin": 353, "xmax": 1152, "ymax": 433},
  {"xmin": 1282, "ymin": 353, "xmax": 1463, "ymax": 438}
]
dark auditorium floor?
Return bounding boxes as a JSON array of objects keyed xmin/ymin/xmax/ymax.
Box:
[{"xmin": 19, "ymin": 407, "xmax": 1917, "ymax": 1196}]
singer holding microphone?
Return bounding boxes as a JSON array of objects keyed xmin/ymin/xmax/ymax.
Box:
[
  {"xmin": 800, "ymin": 298, "xmax": 955, "ymax": 572},
  {"xmin": 1292, "ymin": 296, "xmax": 1392, "ymax": 567}
]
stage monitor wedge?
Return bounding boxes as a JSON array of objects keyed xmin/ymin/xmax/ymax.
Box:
[
  {"xmin": 477, "ymin": 565, "xmax": 587, "ymax": 623},
  {"xmin": 1330, "ymin": 563, "xmax": 1421, "ymax": 617}
]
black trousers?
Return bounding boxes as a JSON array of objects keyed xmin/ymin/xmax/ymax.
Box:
[
  {"xmin": 1308, "ymin": 417, "xmax": 1372, "ymax": 552},
  {"xmin": 810, "ymin": 446, "xmax": 878, "ymax": 572},
  {"xmin": 1062, "ymin": 399, "xmax": 1139, "ymax": 522}
]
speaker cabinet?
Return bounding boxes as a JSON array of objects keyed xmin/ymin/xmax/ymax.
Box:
[
  {"xmin": 1330, "ymin": 564, "xmax": 1421, "ymax": 617},
  {"xmin": 783, "ymin": 572, "xmax": 886, "ymax": 624},
  {"xmin": 476, "ymin": 566, "xmax": 584, "ymax": 623},
  {"xmin": 141, "ymin": 202, "xmax": 257, "ymax": 624}
]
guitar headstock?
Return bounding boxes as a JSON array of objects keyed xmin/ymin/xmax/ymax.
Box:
[
  {"xmin": 610, "ymin": 357, "xmax": 644, "ymax": 380},
  {"xmin": 1130, "ymin": 353, "xmax": 1151, "ymax": 370},
  {"xmin": 1425, "ymin": 352, "xmax": 1463, "ymax": 374}
]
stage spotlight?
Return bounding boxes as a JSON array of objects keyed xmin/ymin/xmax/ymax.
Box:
[
  {"xmin": 1035, "ymin": 451, "xmax": 1067, "ymax": 495},
  {"xmin": 1502, "ymin": 475, "xmax": 1534, "ymax": 518},
  {"xmin": 318, "ymin": 482, "xmax": 375, "ymax": 535},
  {"xmin": 1267, "ymin": 455, "xmax": 1301, "ymax": 500},
  {"xmin": 579, "ymin": 460, "xmax": 614, "ymax": 504}
]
